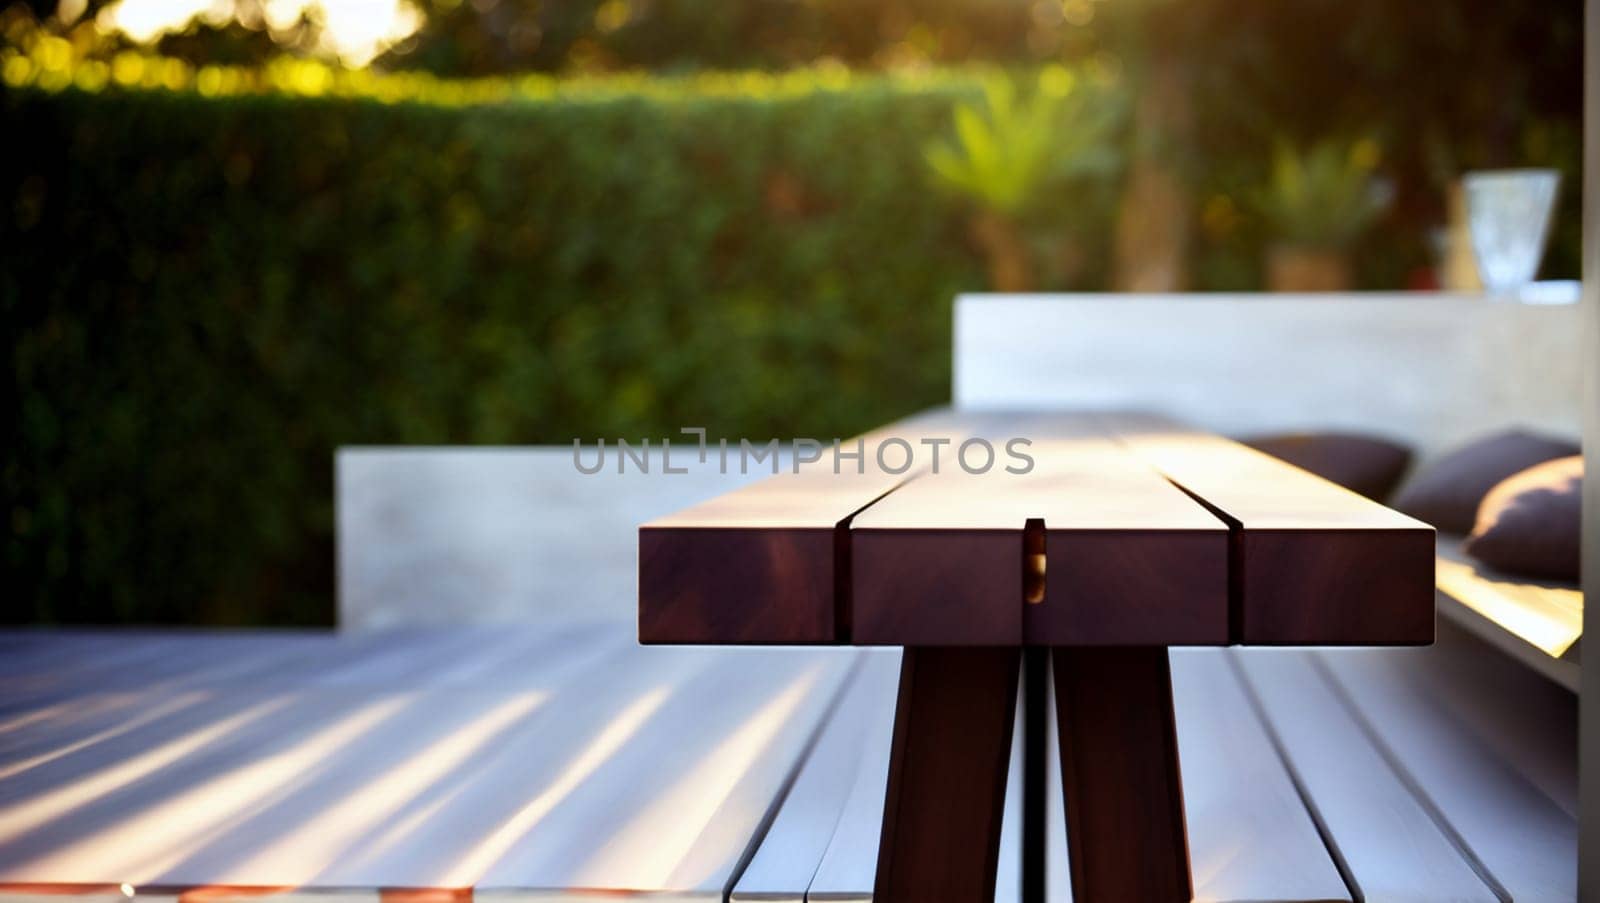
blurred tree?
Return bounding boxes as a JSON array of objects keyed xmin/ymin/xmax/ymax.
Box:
[
  {"xmin": 155, "ymin": 18, "xmax": 317, "ymax": 66},
  {"xmin": 382, "ymin": 0, "xmax": 1050, "ymax": 75},
  {"xmin": 1077, "ymin": 0, "xmax": 1581, "ymax": 288}
]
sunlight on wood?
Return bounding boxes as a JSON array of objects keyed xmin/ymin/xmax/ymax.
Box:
[
  {"xmin": 0, "ymin": 693, "xmax": 210, "ymax": 783},
  {"xmin": 1435, "ymin": 550, "xmax": 1583, "ymax": 658},
  {"xmin": 0, "ymin": 696, "xmax": 293, "ymax": 848},
  {"xmin": 576, "ymin": 664, "xmax": 825, "ymax": 889},
  {"xmin": 225, "ymin": 692, "xmax": 547, "ymax": 879},
  {"xmin": 11, "ymin": 695, "xmax": 409, "ymax": 883},
  {"xmin": 439, "ymin": 686, "xmax": 671, "ymax": 888}
]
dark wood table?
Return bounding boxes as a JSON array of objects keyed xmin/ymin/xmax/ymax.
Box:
[{"xmin": 638, "ymin": 410, "xmax": 1434, "ymax": 903}]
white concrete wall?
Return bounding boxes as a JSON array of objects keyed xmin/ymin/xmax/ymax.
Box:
[
  {"xmin": 336, "ymin": 446, "xmax": 784, "ymax": 630},
  {"xmin": 954, "ymin": 292, "xmax": 1584, "ymax": 459}
]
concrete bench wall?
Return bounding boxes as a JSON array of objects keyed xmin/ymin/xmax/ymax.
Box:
[
  {"xmin": 953, "ymin": 292, "xmax": 1583, "ymax": 461},
  {"xmin": 337, "ymin": 447, "xmax": 784, "ymax": 629}
]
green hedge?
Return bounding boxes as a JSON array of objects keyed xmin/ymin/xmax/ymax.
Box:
[{"xmin": 4, "ymin": 79, "xmax": 992, "ymax": 625}]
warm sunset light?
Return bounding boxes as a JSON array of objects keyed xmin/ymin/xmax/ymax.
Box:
[
  {"xmin": 2, "ymin": 1, "xmax": 1592, "ymax": 900},
  {"xmin": 93, "ymin": 0, "xmax": 420, "ymax": 64}
]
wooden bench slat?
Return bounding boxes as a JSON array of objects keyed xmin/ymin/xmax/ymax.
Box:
[
  {"xmin": 1359, "ymin": 618, "xmax": 1579, "ymax": 820},
  {"xmin": 474, "ymin": 647, "xmax": 857, "ymax": 896},
  {"xmin": 0, "ymin": 630, "xmax": 858, "ymax": 899},
  {"xmin": 638, "ymin": 411, "xmax": 969, "ymax": 644},
  {"xmin": 313, "ymin": 637, "xmax": 707, "ymax": 889},
  {"xmin": 729, "ymin": 651, "xmax": 901, "ymax": 902},
  {"xmin": 1101, "ymin": 412, "xmax": 1435, "ymax": 644},
  {"xmin": 641, "ymin": 409, "xmax": 1431, "ymax": 648},
  {"xmin": 1435, "ymin": 539, "xmax": 1582, "ymax": 657},
  {"xmin": 1434, "ymin": 536, "xmax": 1582, "ymax": 692},
  {"xmin": 0, "ymin": 629, "xmax": 628, "ymax": 888},
  {"xmin": 1041, "ymin": 657, "xmax": 1072, "ymax": 903},
  {"xmin": 798, "ymin": 655, "xmax": 1031, "ymax": 903},
  {"xmin": 993, "ymin": 670, "xmax": 1026, "ymax": 903},
  {"xmin": 1231, "ymin": 649, "xmax": 1498, "ymax": 902},
  {"xmin": 849, "ymin": 413, "xmax": 1226, "ymax": 645},
  {"xmin": 804, "ymin": 653, "xmax": 907, "ymax": 901},
  {"xmin": 1316, "ymin": 648, "xmax": 1578, "ymax": 902},
  {"xmin": 0, "ymin": 633, "xmax": 309, "ymax": 718},
  {"xmin": 1168, "ymin": 649, "xmax": 1351, "ymax": 903}
]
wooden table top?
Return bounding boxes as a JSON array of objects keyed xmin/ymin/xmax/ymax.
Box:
[{"xmin": 638, "ymin": 410, "xmax": 1435, "ymax": 647}]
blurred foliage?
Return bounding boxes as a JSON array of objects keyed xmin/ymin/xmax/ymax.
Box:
[
  {"xmin": 922, "ymin": 65, "xmax": 1123, "ymax": 289},
  {"xmin": 1148, "ymin": 0, "xmax": 1584, "ymax": 288},
  {"xmin": 1250, "ymin": 138, "xmax": 1391, "ymax": 249},
  {"xmin": 2, "ymin": 22, "xmax": 989, "ymax": 102},
  {"xmin": 924, "ymin": 66, "xmax": 1121, "ymax": 217},
  {"xmin": 386, "ymin": 0, "xmax": 1071, "ymax": 76},
  {"xmin": 3, "ymin": 68, "xmax": 993, "ymax": 625}
]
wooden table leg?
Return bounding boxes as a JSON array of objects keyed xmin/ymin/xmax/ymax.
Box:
[
  {"xmin": 874, "ymin": 646, "xmax": 1021, "ymax": 903},
  {"xmin": 1053, "ymin": 647, "xmax": 1192, "ymax": 903}
]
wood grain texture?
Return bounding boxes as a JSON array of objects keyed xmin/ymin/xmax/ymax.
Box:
[
  {"xmin": 851, "ymin": 529, "xmax": 1023, "ymax": 645},
  {"xmin": 637, "ymin": 411, "xmax": 968, "ymax": 645},
  {"xmin": 1052, "ymin": 647, "xmax": 1191, "ymax": 903},
  {"xmin": 805, "ymin": 656, "xmax": 904, "ymax": 903},
  {"xmin": 1101, "ymin": 412, "xmax": 1435, "ymax": 645},
  {"xmin": 873, "ymin": 647, "xmax": 1019, "ymax": 903},
  {"xmin": 1398, "ymin": 617, "xmax": 1579, "ymax": 819},
  {"xmin": 1435, "ymin": 535, "xmax": 1582, "ymax": 660},
  {"xmin": 1317, "ymin": 647, "xmax": 1577, "ymax": 902},
  {"xmin": 1243, "ymin": 528, "xmax": 1435, "ymax": 644},
  {"xmin": 0, "ymin": 628, "xmax": 860, "ymax": 901},
  {"xmin": 643, "ymin": 409, "xmax": 1434, "ymax": 646},
  {"xmin": 1167, "ymin": 649, "xmax": 1351, "ymax": 903},
  {"xmin": 850, "ymin": 414, "xmax": 1226, "ymax": 645},
  {"xmin": 1231, "ymin": 649, "xmax": 1496, "ymax": 903},
  {"xmin": 729, "ymin": 651, "xmax": 901, "ymax": 902},
  {"xmin": 639, "ymin": 526, "xmax": 838, "ymax": 644},
  {"xmin": 1034, "ymin": 529, "xmax": 1225, "ymax": 645}
]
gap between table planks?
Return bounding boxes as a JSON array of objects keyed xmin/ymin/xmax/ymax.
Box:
[{"xmin": 641, "ymin": 408, "xmax": 1433, "ymax": 647}]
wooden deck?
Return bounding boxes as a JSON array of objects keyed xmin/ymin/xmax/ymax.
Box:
[{"xmin": 0, "ymin": 620, "xmax": 1577, "ymax": 901}]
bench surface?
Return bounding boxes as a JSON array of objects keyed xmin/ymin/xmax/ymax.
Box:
[
  {"xmin": 0, "ymin": 623, "xmax": 1575, "ymax": 901},
  {"xmin": 639, "ymin": 409, "xmax": 1435, "ymax": 647}
]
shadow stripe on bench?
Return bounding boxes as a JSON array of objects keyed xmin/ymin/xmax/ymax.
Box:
[
  {"xmin": 0, "ymin": 630, "xmax": 864, "ymax": 902},
  {"xmin": 1386, "ymin": 618, "xmax": 1579, "ymax": 821},
  {"xmin": 1231, "ymin": 649, "xmax": 1498, "ymax": 902},
  {"xmin": 730, "ymin": 651, "xmax": 899, "ymax": 902},
  {"xmin": 742, "ymin": 648, "xmax": 1357, "ymax": 903},
  {"xmin": 1315, "ymin": 648, "xmax": 1578, "ymax": 902},
  {"xmin": 1168, "ymin": 649, "xmax": 1351, "ymax": 903},
  {"xmin": 739, "ymin": 654, "xmax": 1035, "ymax": 903}
]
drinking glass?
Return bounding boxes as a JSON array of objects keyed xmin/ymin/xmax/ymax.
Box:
[{"xmin": 1464, "ymin": 169, "xmax": 1561, "ymax": 295}]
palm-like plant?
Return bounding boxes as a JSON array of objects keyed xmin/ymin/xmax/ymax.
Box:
[
  {"xmin": 924, "ymin": 68, "xmax": 1123, "ymax": 218},
  {"xmin": 924, "ymin": 68, "xmax": 1123, "ymax": 290},
  {"xmin": 1252, "ymin": 138, "xmax": 1392, "ymax": 248}
]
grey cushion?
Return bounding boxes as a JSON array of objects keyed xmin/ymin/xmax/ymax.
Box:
[
  {"xmin": 1464, "ymin": 456, "xmax": 1582, "ymax": 583},
  {"xmin": 1393, "ymin": 430, "xmax": 1580, "ymax": 534},
  {"xmin": 1243, "ymin": 432, "xmax": 1412, "ymax": 501}
]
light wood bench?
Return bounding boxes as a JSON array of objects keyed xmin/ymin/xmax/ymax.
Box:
[
  {"xmin": 2, "ymin": 623, "xmax": 1574, "ymax": 901},
  {"xmin": 1435, "ymin": 535, "xmax": 1582, "ymax": 692},
  {"xmin": 0, "ymin": 614, "xmax": 1579, "ymax": 900}
]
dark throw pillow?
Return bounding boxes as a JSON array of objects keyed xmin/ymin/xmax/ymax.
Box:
[
  {"xmin": 1243, "ymin": 432, "xmax": 1413, "ymax": 501},
  {"xmin": 1464, "ymin": 456, "xmax": 1582, "ymax": 583},
  {"xmin": 1393, "ymin": 429, "xmax": 1580, "ymax": 534}
]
